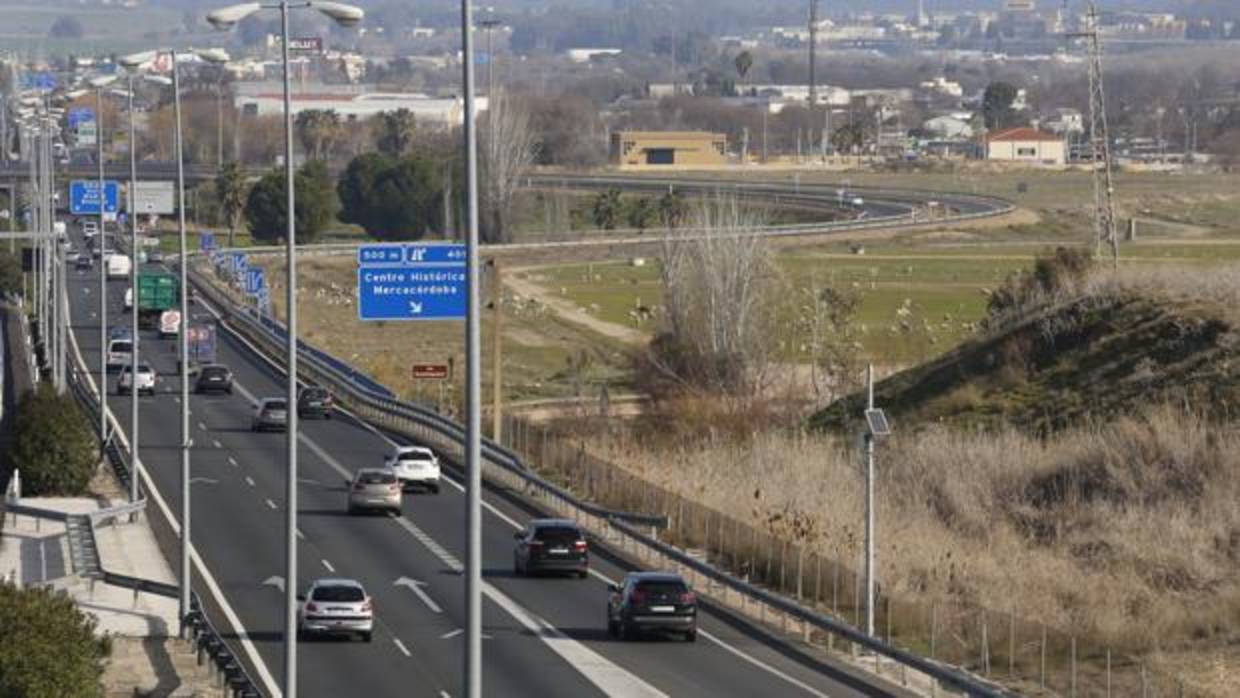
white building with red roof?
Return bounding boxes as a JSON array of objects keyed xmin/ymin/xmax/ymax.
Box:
[{"xmin": 986, "ymin": 127, "xmax": 1066, "ymax": 166}]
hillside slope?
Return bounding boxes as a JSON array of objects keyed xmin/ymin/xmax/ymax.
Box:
[{"xmin": 811, "ymin": 276, "xmax": 1240, "ymax": 433}]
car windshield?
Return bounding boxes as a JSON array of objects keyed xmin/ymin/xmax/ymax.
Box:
[
  {"xmin": 534, "ymin": 527, "xmax": 582, "ymax": 544},
  {"xmin": 357, "ymin": 471, "xmax": 396, "ymax": 485},
  {"xmin": 111, "ymin": 341, "xmax": 132, "ymax": 353},
  {"xmin": 311, "ymin": 585, "xmax": 365, "ymax": 602},
  {"xmin": 265, "ymin": 400, "xmax": 287, "ymax": 411}
]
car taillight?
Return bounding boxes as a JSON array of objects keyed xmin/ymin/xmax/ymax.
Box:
[
  {"xmin": 388, "ymin": 483, "xmax": 400, "ymax": 493},
  {"xmin": 306, "ymin": 602, "xmax": 318, "ymax": 612},
  {"xmin": 680, "ymin": 591, "xmax": 696, "ymax": 605},
  {"xmin": 361, "ymin": 599, "xmax": 372, "ymax": 613},
  {"xmin": 574, "ymin": 540, "xmax": 588, "ymax": 551},
  {"xmin": 353, "ymin": 482, "xmax": 365, "ymax": 491}
]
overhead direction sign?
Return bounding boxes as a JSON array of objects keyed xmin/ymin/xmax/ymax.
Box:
[
  {"xmin": 246, "ymin": 268, "xmax": 265, "ymax": 295},
  {"xmin": 133, "ymin": 181, "xmax": 175, "ymax": 214},
  {"xmin": 69, "ymin": 180, "xmax": 120, "ymax": 215},
  {"xmin": 357, "ymin": 243, "xmax": 466, "ymax": 321}
]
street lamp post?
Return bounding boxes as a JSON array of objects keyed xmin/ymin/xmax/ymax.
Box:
[
  {"xmin": 206, "ymin": 6, "xmax": 362, "ymax": 695},
  {"xmin": 119, "ymin": 46, "xmax": 230, "ymax": 638},
  {"xmin": 92, "ymin": 76, "xmax": 117, "ymax": 446}
]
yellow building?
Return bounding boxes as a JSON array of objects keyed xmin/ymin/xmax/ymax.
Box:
[{"xmin": 610, "ymin": 131, "xmax": 728, "ymax": 168}]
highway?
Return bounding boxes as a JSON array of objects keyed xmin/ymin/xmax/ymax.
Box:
[{"xmin": 63, "ymin": 224, "xmax": 912, "ymax": 696}]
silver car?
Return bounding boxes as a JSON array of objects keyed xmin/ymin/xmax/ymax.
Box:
[
  {"xmin": 251, "ymin": 398, "xmax": 288, "ymax": 432},
  {"xmin": 347, "ymin": 468, "xmax": 402, "ymax": 515},
  {"xmin": 297, "ymin": 578, "xmax": 374, "ymax": 642}
]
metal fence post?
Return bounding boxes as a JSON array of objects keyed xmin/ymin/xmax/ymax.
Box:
[
  {"xmin": 981, "ymin": 612, "xmax": 990, "ymax": 676},
  {"xmin": 1106, "ymin": 648, "xmax": 1111, "ymax": 698},
  {"xmin": 1040, "ymin": 624, "xmax": 1047, "ymax": 690},
  {"xmin": 1071, "ymin": 636, "xmax": 1077, "ymax": 698},
  {"xmin": 1009, "ymin": 610, "xmax": 1016, "ymax": 679}
]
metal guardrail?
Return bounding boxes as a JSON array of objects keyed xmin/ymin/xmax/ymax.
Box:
[{"xmin": 191, "ymin": 262, "xmax": 1014, "ymax": 697}]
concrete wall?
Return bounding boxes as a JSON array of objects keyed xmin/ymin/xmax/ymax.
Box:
[{"xmin": 610, "ymin": 132, "xmax": 727, "ymax": 168}]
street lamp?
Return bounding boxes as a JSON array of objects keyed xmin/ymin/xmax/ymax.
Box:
[
  {"xmin": 207, "ymin": 5, "xmax": 362, "ymax": 696},
  {"xmin": 118, "ymin": 46, "xmax": 230, "ymax": 639},
  {"xmin": 90, "ymin": 74, "xmax": 118, "ymax": 448}
]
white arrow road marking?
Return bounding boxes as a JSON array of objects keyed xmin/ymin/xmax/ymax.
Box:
[
  {"xmin": 439, "ymin": 629, "xmax": 462, "ymax": 640},
  {"xmin": 394, "ymin": 577, "xmax": 441, "ymax": 614},
  {"xmin": 297, "ymin": 477, "xmax": 320, "ymax": 486},
  {"xmin": 262, "ymin": 576, "xmax": 285, "ymax": 593},
  {"xmin": 189, "ymin": 477, "xmax": 218, "ymax": 485}
]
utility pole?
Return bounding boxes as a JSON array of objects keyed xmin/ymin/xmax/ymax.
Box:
[
  {"xmin": 96, "ymin": 85, "xmax": 109, "ymax": 446},
  {"xmin": 490, "ymin": 259, "xmax": 502, "ymax": 442},
  {"xmin": 864, "ymin": 364, "xmax": 875, "ymax": 638},
  {"xmin": 808, "ymin": 0, "xmax": 819, "ymax": 109}
]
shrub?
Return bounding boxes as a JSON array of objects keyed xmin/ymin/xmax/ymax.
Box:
[
  {"xmin": 0, "ymin": 582, "xmax": 109, "ymax": 697},
  {"xmin": 6, "ymin": 385, "xmax": 97, "ymax": 495},
  {"xmin": 987, "ymin": 245, "xmax": 1095, "ymax": 322}
]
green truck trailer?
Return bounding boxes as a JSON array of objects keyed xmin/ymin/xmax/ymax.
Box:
[{"xmin": 137, "ymin": 272, "xmax": 179, "ymax": 330}]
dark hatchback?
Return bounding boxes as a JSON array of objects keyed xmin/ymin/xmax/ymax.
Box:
[
  {"xmin": 607, "ymin": 571, "xmax": 697, "ymax": 642},
  {"xmin": 513, "ymin": 519, "xmax": 589, "ymax": 578},
  {"xmin": 194, "ymin": 364, "xmax": 234, "ymax": 394},
  {"xmin": 298, "ymin": 386, "xmax": 334, "ymax": 419}
]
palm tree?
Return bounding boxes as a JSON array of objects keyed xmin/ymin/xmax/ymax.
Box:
[
  {"xmin": 215, "ymin": 161, "xmax": 248, "ymax": 248},
  {"xmin": 373, "ymin": 109, "xmax": 418, "ymax": 156},
  {"xmin": 734, "ymin": 50, "xmax": 753, "ymax": 94},
  {"xmin": 294, "ymin": 109, "xmax": 341, "ymax": 161}
]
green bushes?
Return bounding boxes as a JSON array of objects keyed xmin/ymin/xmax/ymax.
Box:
[
  {"xmin": 0, "ymin": 582, "xmax": 109, "ymax": 697},
  {"xmin": 987, "ymin": 245, "xmax": 1095, "ymax": 321},
  {"xmin": 6, "ymin": 385, "xmax": 97, "ymax": 496}
]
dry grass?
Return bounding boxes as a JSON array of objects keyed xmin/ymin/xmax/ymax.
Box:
[{"xmin": 585, "ymin": 405, "xmax": 1240, "ymax": 669}]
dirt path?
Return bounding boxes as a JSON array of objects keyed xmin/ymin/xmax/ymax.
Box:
[{"xmin": 505, "ymin": 269, "xmax": 649, "ymax": 345}]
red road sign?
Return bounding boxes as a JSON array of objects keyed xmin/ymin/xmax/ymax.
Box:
[{"xmin": 412, "ymin": 364, "xmax": 449, "ymax": 380}]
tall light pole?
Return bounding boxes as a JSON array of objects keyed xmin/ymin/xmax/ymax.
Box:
[
  {"xmin": 120, "ymin": 45, "xmax": 230, "ymax": 639},
  {"xmin": 207, "ymin": 6, "xmax": 363, "ymax": 695},
  {"xmin": 126, "ymin": 72, "xmax": 141, "ymax": 511},
  {"xmin": 461, "ymin": 3, "xmax": 483, "ymax": 696},
  {"xmin": 92, "ymin": 76, "xmax": 117, "ymax": 445}
]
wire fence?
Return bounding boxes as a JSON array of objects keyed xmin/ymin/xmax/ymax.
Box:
[{"xmin": 499, "ymin": 412, "xmax": 1199, "ymax": 697}]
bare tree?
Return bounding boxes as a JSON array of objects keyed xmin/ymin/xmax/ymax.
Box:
[
  {"xmin": 479, "ymin": 90, "xmax": 538, "ymax": 244},
  {"xmin": 651, "ymin": 197, "xmax": 781, "ymax": 398}
]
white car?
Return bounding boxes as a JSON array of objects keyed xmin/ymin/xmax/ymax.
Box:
[
  {"xmin": 117, "ymin": 363, "xmax": 157, "ymax": 396},
  {"xmin": 123, "ymin": 287, "xmax": 133, "ymax": 310},
  {"xmin": 106, "ymin": 338, "xmax": 132, "ymax": 372},
  {"xmin": 298, "ymin": 578, "xmax": 374, "ymax": 642},
  {"xmin": 384, "ymin": 446, "xmax": 441, "ymax": 493}
]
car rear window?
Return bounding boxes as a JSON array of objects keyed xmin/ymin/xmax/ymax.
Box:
[
  {"xmin": 635, "ymin": 580, "xmax": 688, "ymax": 595},
  {"xmin": 266, "ymin": 400, "xmax": 287, "ymax": 410},
  {"xmin": 398, "ymin": 452, "xmax": 434, "ymax": 463},
  {"xmin": 111, "ymin": 341, "xmax": 132, "ymax": 353},
  {"xmin": 312, "ymin": 585, "xmax": 365, "ymax": 602},
  {"xmin": 357, "ymin": 471, "xmax": 396, "ymax": 485},
  {"xmin": 534, "ymin": 526, "xmax": 583, "ymax": 544},
  {"xmin": 302, "ymin": 388, "xmax": 328, "ymax": 399},
  {"xmin": 202, "ymin": 367, "xmax": 227, "ymax": 378}
]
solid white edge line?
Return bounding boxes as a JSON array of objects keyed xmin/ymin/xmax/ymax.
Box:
[
  {"xmin": 66, "ymin": 288, "xmax": 282, "ymax": 698},
  {"xmin": 698, "ymin": 629, "xmax": 831, "ymax": 698}
]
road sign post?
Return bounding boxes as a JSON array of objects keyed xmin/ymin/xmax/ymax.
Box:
[
  {"xmin": 412, "ymin": 363, "xmax": 450, "ymax": 379},
  {"xmin": 357, "ymin": 243, "xmax": 467, "ymax": 321}
]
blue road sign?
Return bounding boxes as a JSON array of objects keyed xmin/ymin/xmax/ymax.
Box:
[
  {"xmin": 68, "ymin": 108, "xmax": 95, "ymax": 128},
  {"xmin": 246, "ymin": 268, "xmax": 265, "ymax": 295},
  {"xmin": 231, "ymin": 253, "xmax": 247, "ymax": 274},
  {"xmin": 199, "ymin": 232, "xmax": 216, "ymax": 252},
  {"xmin": 357, "ymin": 243, "xmax": 466, "ymax": 321},
  {"xmin": 22, "ymin": 73, "xmax": 57, "ymax": 90},
  {"xmin": 69, "ymin": 180, "xmax": 120, "ymax": 215}
]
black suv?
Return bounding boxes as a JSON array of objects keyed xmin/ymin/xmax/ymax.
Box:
[
  {"xmin": 297, "ymin": 386, "xmax": 334, "ymax": 419},
  {"xmin": 607, "ymin": 571, "xmax": 697, "ymax": 642},
  {"xmin": 513, "ymin": 519, "xmax": 589, "ymax": 578},
  {"xmin": 194, "ymin": 364, "xmax": 234, "ymax": 394}
]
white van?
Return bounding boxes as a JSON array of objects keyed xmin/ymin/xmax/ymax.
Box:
[
  {"xmin": 106, "ymin": 254, "xmax": 132, "ymax": 280},
  {"xmin": 106, "ymin": 338, "xmax": 132, "ymax": 372}
]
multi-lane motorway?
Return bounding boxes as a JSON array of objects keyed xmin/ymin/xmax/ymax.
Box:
[{"xmin": 63, "ymin": 224, "xmax": 910, "ymax": 697}]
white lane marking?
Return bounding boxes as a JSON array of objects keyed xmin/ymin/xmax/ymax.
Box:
[
  {"xmin": 173, "ymin": 397, "xmax": 180, "ymax": 404},
  {"xmin": 296, "ymin": 528, "xmax": 306, "ymax": 540},
  {"xmin": 393, "ymin": 638, "xmax": 412, "ymax": 657},
  {"xmin": 483, "ymin": 580, "xmax": 668, "ymax": 697},
  {"xmin": 65, "ymin": 311, "xmax": 281, "ymax": 697},
  {"xmin": 212, "ymin": 439, "xmax": 222, "ymax": 449},
  {"xmin": 391, "ymin": 516, "xmax": 462, "ymax": 573},
  {"xmin": 394, "ymin": 577, "xmax": 442, "ymax": 614},
  {"xmin": 698, "ymin": 629, "xmax": 831, "ymax": 698},
  {"xmin": 438, "ymin": 691, "xmax": 451, "ymax": 698},
  {"xmin": 40, "ymin": 539, "xmax": 47, "ymax": 581},
  {"xmin": 321, "ymin": 559, "xmax": 335, "ymax": 573},
  {"xmin": 198, "ymin": 421, "xmax": 207, "ymax": 431},
  {"xmin": 228, "ymin": 457, "xmax": 239, "ymax": 468},
  {"xmin": 265, "ymin": 498, "xmax": 277, "ymax": 510},
  {"xmin": 245, "ymin": 476, "xmax": 256, "ymax": 487},
  {"xmin": 439, "ymin": 629, "xmax": 462, "ymax": 640}
]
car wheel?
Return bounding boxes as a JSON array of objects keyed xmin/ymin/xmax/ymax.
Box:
[
  {"xmin": 578, "ymin": 569, "xmax": 589, "ymax": 580},
  {"xmin": 226, "ymin": 386, "xmax": 233, "ymax": 395},
  {"xmin": 513, "ymin": 553, "xmax": 523, "ymax": 576},
  {"xmin": 429, "ymin": 484, "xmax": 440, "ymax": 494},
  {"xmin": 621, "ymin": 621, "xmax": 636, "ymax": 641},
  {"xmin": 607, "ymin": 618, "xmax": 619, "ymax": 638},
  {"xmin": 685, "ymin": 629, "xmax": 697, "ymax": 643},
  {"xmin": 362, "ymin": 631, "xmax": 372, "ymax": 643},
  {"xmin": 325, "ymin": 412, "xmax": 332, "ymax": 419}
]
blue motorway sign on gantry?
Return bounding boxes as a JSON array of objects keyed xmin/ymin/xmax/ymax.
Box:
[
  {"xmin": 357, "ymin": 243, "xmax": 466, "ymax": 321},
  {"xmin": 69, "ymin": 180, "xmax": 120, "ymax": 215},
  {"xmin": 246, "ymin": 268, "xmax": 265, "ymax": 295},
  {"xmin": 199, "ymin": 232, "xmax": 216, "ymax": 252}
]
